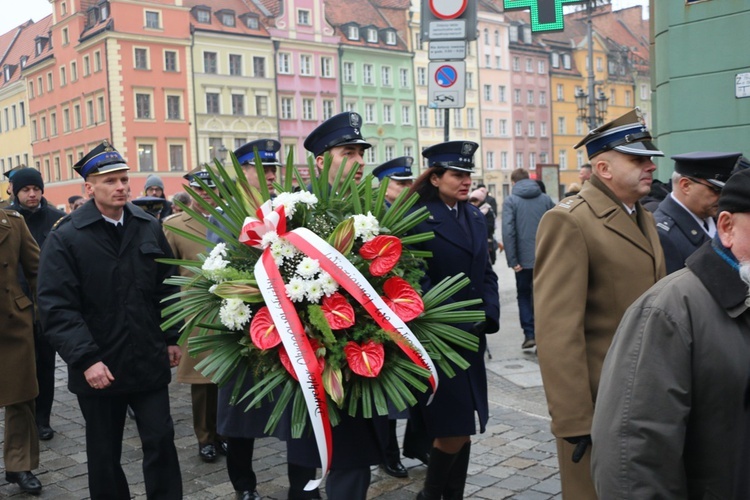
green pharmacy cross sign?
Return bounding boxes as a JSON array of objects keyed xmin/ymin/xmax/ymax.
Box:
[{"xmin": 504, "ymin": 0, "xmax": 587, "ymax": 32}]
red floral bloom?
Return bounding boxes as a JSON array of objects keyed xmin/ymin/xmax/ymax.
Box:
[
  {"xmin": 359, "ymin": 235, "xmax": 402, "ymax": 276},
  {"xmin": 249, "ymin": 307, "xmax": 282, "ymax": 349},
  {"xmin": 382, "ymin": 276, "xmax": 424, "ymax": 322},
  {"xmin": 344, "ymin": 340, "xmax": 385, "ymax": 378},
  {"xmin": 279, "ymin": 338, "xmax": 324, "ymax": 381},
  {"xmin": 321, "ymin": 293, "xmax": 356, "ymax": 330}
]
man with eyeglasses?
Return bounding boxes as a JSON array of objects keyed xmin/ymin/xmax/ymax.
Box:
[{"xmin": 654, "ymin": 152, "xmax": 742, "ymax": 274}]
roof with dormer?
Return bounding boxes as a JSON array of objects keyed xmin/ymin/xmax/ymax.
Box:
[{"xmin": 1, "ymin": 16, "xmax": 53, "ymax": 85}]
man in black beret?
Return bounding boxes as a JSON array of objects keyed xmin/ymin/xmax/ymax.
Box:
[
  {"xmin": 593, "ymin": 167, "xmax": 750, "ymax": 498},
  {"xmin": 9, "ymin": 168, "xmax": 66, "ymax": 442},
  {"xmin": 654, "ymin": 151, "xmax": 742, "ymax": 273},
  {"xmin": 37, "ymin": 140, "xmax": 183, "ymax": 499}
]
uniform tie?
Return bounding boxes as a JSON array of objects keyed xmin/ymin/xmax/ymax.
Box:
[{"xmin": 450, "ymin": 207, "xmax": 458, "ymax": 219}]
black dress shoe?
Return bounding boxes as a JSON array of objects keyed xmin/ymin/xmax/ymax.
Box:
[
  {"xmin": 199, "ymin": 443, "xmax": 217, "ymax": 463},
  {"xmin": 380, "ymin": 460, "xmax": 408, "ymax": 478},
  {"xmin": 37, "ymin": 424, "xmax": 54, "ymax": 441},
  {"xmin": 236, "ymin": 490, "xmax": 261, "ymax": 500},
  {"xmin": 5, "ymin": 471, "xmax": 42, "ymax": 495},
  {"xmin": 404, "ymin": 451, "xmax": 430, "ymax": 466}
]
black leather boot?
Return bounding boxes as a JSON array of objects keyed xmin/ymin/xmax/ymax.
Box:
[
  {"xmin": 415, "ymin": 447, "xmax": 459, "ymax": 500},
  {"xmin": 442, "ymin": 442, "xmax": 471, "ymax": 500}
]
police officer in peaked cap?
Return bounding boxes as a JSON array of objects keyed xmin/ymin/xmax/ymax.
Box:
[{"xmin": 304, "ymin": 111, "xmax": 372, "ymax": 185}]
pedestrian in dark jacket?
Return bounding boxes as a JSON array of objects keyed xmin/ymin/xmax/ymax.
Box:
[
  {"xmin": 10, "ymin": 167, "xmax": 65, "ymax": 441},
  {"xmin": 501, "ymin": 168, "xmax": 555, "ymax": 349},
  {"xmin": 37, "ymin": 141, "xmax": 183, "ymax": 500},
  {"xmin": 408, "ymin": 141, "xmax": 500, "ymax": 500}
]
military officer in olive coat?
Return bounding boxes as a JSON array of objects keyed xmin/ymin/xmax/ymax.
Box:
[
  {"xmin": 534, "ymin": 109, "xmax": 667, "ymax": 499},
  {"xmin": 164, "ymin": 169, "xmax": 223, "ymax": 463},
  {"xmin": 0, "ymin": 209, "xmax": 43, "ymax": 494}
]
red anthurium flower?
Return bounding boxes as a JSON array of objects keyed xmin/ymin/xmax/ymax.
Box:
[
  {"xmin": 359, "ymin": 235, "xmax": 402, "ymax": 277},
  {"xmin": 249, "ymin": 307, "xmax": 282, "ymax": 350},
  {"xmin": 382, "ymin": 276, "xmax": 424, "ymax": 322},
  {"xmin": 321, "ymin": 293, "xmax": 356, "ymax": 330},
  {"xmin": 279, "ymin": 338, "xmax": 324, "ymax": 381},
  {"xmin": 344, "ymin": 340, "xmax": 385, "ymax": 378}
]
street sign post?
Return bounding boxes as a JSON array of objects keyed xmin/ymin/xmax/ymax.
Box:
[
  {"xmin": 428, "ymin": 61, "xmax": 466, "ymax": 109},
  {"xmin": 420, "ymin": 0, "xmax": 477, "ymax": 41}
]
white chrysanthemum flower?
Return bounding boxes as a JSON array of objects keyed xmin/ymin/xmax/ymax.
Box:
[
  {"xmin": 209, "ymin": 243, "xmax": 228, "ymax": 258},
  {"xmin": 296, "ymin": 191, "xmax": 318, "ymax": 208},
  {"xmin": 202, "ymin": 243, "xmax": 230, "ymax": 281},
  {"xmin": 285, "ymin": 277, "xmax": 307, "ymax": 302},
  {"xmin": 305, "ymin": 280, "xmax": 325, "ymax": 303},
  {"xmin": 296, "ymin": 257, "xmax": 320, "ymax": 279},
  {"xmin": 352, "ymin": 212, "xmax": 380, "ymax": 242},
  {"xmin": 318, "ymin": 271, "xmax": 339, "ymax": 296},
  {"xmin": 219, "ymin": 298, "xmax": 252, "ymax": 330},
  {"xmin": 272, "ymin": 192, "xmax": 298, "ymax": 218},
  {"xmin": 260, "ymin": 230, "xmax": 279, "ymax": 249}
]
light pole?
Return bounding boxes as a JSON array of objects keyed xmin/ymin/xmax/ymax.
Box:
[
  {"xmin": 218, "ymin": 144, "xmax": 228, "ymax": 163},
  {"xmin": 575, "ymin": 1, "xmax": 608, "ymax": 130}
]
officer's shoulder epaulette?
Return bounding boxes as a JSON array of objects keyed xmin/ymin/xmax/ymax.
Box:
[
  {"xmin": 556, "ymin": 196, "xmax": 585, "ymax": 212},
  {"xmin": 51, "ymin": 214, "xmax": 72, "ymax": 231},
  {"xmin": 655, "ymin": 217, "xmax": 673, "ymax": 233},
  {"xmin": 1, "ymin": 208, "xmax": 22, "ymax": 218}
]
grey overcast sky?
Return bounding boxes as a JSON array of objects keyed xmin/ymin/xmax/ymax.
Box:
[{"xmin": 0, "ymin": 0, "xmax": 650, "ymax": 40}]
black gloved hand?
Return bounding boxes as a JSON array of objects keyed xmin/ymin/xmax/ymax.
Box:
[
  {"xmin": 470, "ymin": 321, "xmax": 487, "ymax": 335},
  {"xmin": 564, "ymin": 435, "xmax": 592, "ymax": 463}
]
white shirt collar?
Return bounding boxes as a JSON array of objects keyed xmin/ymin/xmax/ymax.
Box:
[
  {"xmin": 102, "ymin": 213, "xmax": 125, "ymax": 226},
  {"xmin": 670, "ymin": 192, "xmax": 715, "ymax": 237}
]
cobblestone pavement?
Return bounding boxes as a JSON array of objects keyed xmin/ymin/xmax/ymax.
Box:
[{"xmin": 1, "ymin": 265, "xmax": 560, "ymax": 499}]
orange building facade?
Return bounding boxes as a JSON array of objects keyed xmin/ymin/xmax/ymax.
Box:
[{"xmin": 24, "ymin": 0, "xmax": 195, "ymax": 205}]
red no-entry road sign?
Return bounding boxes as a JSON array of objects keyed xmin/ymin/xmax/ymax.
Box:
[{"xmin": 429, "ymin": 0, "xmax": 468, "ymax": 20}]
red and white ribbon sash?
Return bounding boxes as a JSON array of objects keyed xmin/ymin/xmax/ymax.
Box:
[
  {"xmin": 254, "ymin": 250, "xmax": 332, "ymax": 491},
  {"xmin": 284, "ymin": 228, "xmax": 439, "ymax": 399}
]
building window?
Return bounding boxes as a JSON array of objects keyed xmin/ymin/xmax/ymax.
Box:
[
  {"xmin": 196, "ymin": 9, "xmax": 210, "ymax": 23},
  {"xmin": 496, "ymin": 56, "xmax": 502, "ymax": 69},
  {"xmin": 255, "ymin": 95, "xmax": 268, "ymax": 116},
  {"xmin": 513, "ymin": 57, "xmax": 520, "ymax": 71},
  {"xmin": 418, "ymin": 105, "xmax": 428, "ymax": 127},
  {"xmin": 557, "ymin": 116, "xmax": 566, "ymax": 134},
  {"xmin": 367, "ymin": 28, "xmax": 378, "ymax": 43},
  {"xmin": 453, "ymin": 109, "xmax": 462, "ymax": 128},
  {"xmin": 538, "ymin": 60, "xmax": 545, "ymax": 73},
  {"xmin": 524, "ymin": 58, "xmax": 532, "ymax": 72},
  {"xmin": 381, "ymin": 66, "xmax": 391, "ymax": 86},
  {"xmin": 514, "ymin": 89, "xmax": 521, "ymax": 104},
  {"xmin": 529, "ymin": 152, "xmax": 536, "ymax": 170},
  {"xmin": 563, "ymin": 54, "xmax": 571, "ymax": 69},
  {"xmin": 297, "ymin": 9, "xmax": 311, "ymax": 25},
  {"xmin": 229, "ymin": 54, "xmax": 242, "ymax": 76},
  {"xmin": 399, "ymin": 68, "xmax": 409, "ymax": 88},
  {"xmin": 466, "ymin": 72, "xmax": 473, "ymax": 89},
  {"xmin": 558, "ymin": 150, "xmax": 567, "ymax": 169},
  {"xmin": 135, "ymin": 48, "xmax": 149, "ymax": 69},
  {"xmin": 221, "ymin": 12, "xmax": 235, "ymax": 27},
  {"xmin": 484, "ymin": 119, "xmax": 493, "ymax": 135},
  {"xmin": 300, "ymin": 54, "xmax": 313, "ymax": 76},
  {"xmin": 136, "ymin": 93, "xmax": 151, "ymax": 119},
  {"xmin": 74, "ymin": 104, "xmax": 81, "ymax": 129},
  {"xmin": 501, "ymin": 152, "xmax": 508, "ymax": 169},
  {"xmin": 364, "ymin": 103, "xmax": 375, "ymax": 123},
  {"xmin": 347, "ymin": 26, "xmax": 359, "ymax": 40},
  {"xmin": 169, "ymin": 145, "xmax": 184, "ymax": 171},
  {"xmin": 540, "ymin": 91, "xmax": 546, "ymax": 105},
  {"xmin": 206, "ymin": 93, "xmax": 220, "ymax": 114},
  {"xmin": 165, "ymin": 51, "xmax": 177, "ymax": 71},
  {"xmin": 575, "ymin": 117, "xmax": 584, "ymax": 135},
  {"xmin": 138, "ymin": 144, "xmax": 154, "ymax": 171},
  {"xmin": 60, "ymin": 66, "xmax": 67, "ymax": 86},
  {"xmin": 62, "ymin": 27, "xmax": 69, "ymax": 45},
  {"xmin": 499, "ymin": 119, "xmax": 507, "ymax": 136},
  {"xmin": 417, "ymin": 67, "xmax": 427, "ymax": 86},
  {"xmin": 577, "ymin": 150, "xmax": 585, "ymax": 168},
  {"xmin": 278, "ymin": 53, "xmax": 291, "ymax": 74},
  {"xmin": 467, "ymin": 108, "xmax": 475, "ymax": 128},
  {"xmin": 245, "ymin": 15, "xmax": 259, "ymax": 29},
  {"xmin": 498, "ymin": 85, "xmax": 506, "ymax": 102},
  {"xmin": 343, "ymin": 62, "xmax": 354, "ymax": 83},
  {"xmin": 401, "ymin": 105, "xmax": 411, "ymax": 125},
  {"xmin": 486, "ymin": 152, "xmax": 495, "ymax": 170},
  {"xmin": 232, "ymin": 94, "xmax": 244, "ymax": 116},
  {"xmin": 596, "ymin": 57, "xmax": 603, "ymax": 72},
  {"xmin": 366, "ymin": 148, "xmax": 376, "ymax": 164},
  {"xmin": 345, "ymin": 101, "xmax": 356, "ymax": 113},
  {"xmin": 253, "ymin": 57, "xmax": 265, "ymax": 78},
  {"xmin": 516, "ymin": 153, "xmax": 523, "ymax": 169},
  {"xmin": 167, "ymin": 95, "xmax": 181, "ymax": 119},
  {"xmin": 86, "ymin": 100, "xmax": 94, "ymax": 125},
  {"xmin": 610, "ymin": 89, "xmax": 616, "ymax": 106},
  {"xmin": 323, "ymin": 100, "xmax": 335, "ymax": 120},
  {"xmin": 483, "ymin": 84, "xmax": 491, "ymax": 101},
  {"xmin": 94, "ymin": 51, "xmax": 102, "ymax": 72},
  {"xmin": 31, "ymin": 119, "xmax": 36, "ymax": 141},
  {"xmin": 321, "ymin": 57, "xmax": 333, "ymax": 78},
  {"xmin": 528, "ymin": 121, "xmax": 535, "ymax": 137},
  {"xmin": 63, "ymin": 108, "xmax": 70, "ymax": 132},
  {"xmin": 208, "ymin": 138, "xmax": 223, "ymax": 161},
  {"xmin": 386, "ymin": 31, "xmax": 396, "ymax": 45},
  {"xmin": 484, "ymin": 54, "xmax": 491, "ymax": 68},
  {"xmin": 98, "ymin": 96, "xmax": 105, "ymax": 123},
  {"xmin": 527, "ymin": 90, "xmax": 534, "ymax": 105},
  {"xmin": 540, "ymin": 152, "xmax": 548, "ymax": 163},
  {"xmin": 281, "ymin": 97, "xmax": 293, "ymax": 119},
  {"xmin": 383, "ymin": 104, "xmax": 393, "ymax": 123},
  {"xmin": 204, "ymin": 52, "xmax": 217, "ymax": 73},
  {"xmin": 515, "ymin": 121, "xmax": 523, "ymax": 136},
  {"xmin": 46, "ymin": 72, "xmax": 53, "ymax": 92},
  {"xmin": 50, "ymin": 111, "xmax": 57, "ymax": 135},
  {"xmin": 556, "ymin": 84, "xmax": 564, "ymax": 101},
  {"xmin": 145, "ymin": 11, "xmax": 160, "ymax": 29},
  {"xmin": 404, "ymin": 145, "xmax": 413, "ymax": 158},
  {"xmin": 640, "ymin": 83, "xmax": 649, "ymax": 100},
  {"xmin": 363, "ymin": 64, "xmax": 373, "ymax": 84},
  {"xmin": 383, "ymin": 145, "xmax": 393, "ymax": 161},
  {"xmin": 551, "ymin": 52, "xmax": 560, "ymax": 68},
  {"xmin": 540, "ymin": 122, "xmax": 547, "ymax": 137}
]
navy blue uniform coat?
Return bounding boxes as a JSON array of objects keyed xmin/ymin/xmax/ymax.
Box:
[
  {"xmin": 38, "ymin": 201, "xmax": 180, "ymax": 395},
  {"xmin": 654, "ymin": 195, "xmax": 710, "ymax": 274},
  {"xmin": 411, "ymin": 199, "xmax": 500, "ymax": 437}
]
